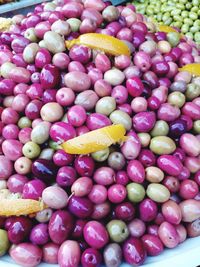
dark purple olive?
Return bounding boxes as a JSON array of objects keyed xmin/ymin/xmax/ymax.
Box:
[
  {"xmin": 8, "ymin": 217, "xmax": 32, "ymax": 244},
  {"xmin": 68, "ymin": 196, "xmax": 94, "ymax": 219},
  {"xmin": 48, "ymin": 210, "xmax": 73, "ymax": 245},
  {"xmin": 114, "ymin": 202, "xmax": 135, "ymax": 221},
  {"xmin": 25, "ymin": 99, "xmax": 43, "ymax": 120},
  {"xmin": 141, "ymin": 234, "xmax": 164, "ymax": 256},
  {"xmin": 40, "ymin": 64, "xmax": 60, "ymax": 89},
  {"xmin": 42, "ymin": 89, "xmax": 57, "ymax": 103},
  {"xmin": 71, "ymin": 219, "xmax": 87, "ymax": 239},
  {"xmin": 32, "ymin": 159, "xmax": 57, "ymax": 183},
  {"xmin": 151, "ymin": 61, "xmax": 169, "ymax": 76},
  {"xmin": 56, "ymin": 166, "xmax": 77, "ymax": 187},
  {"xmin": 81, "ymin": 248, "xmax": 102, "ymax": 267},
  {"xmin": 139, "ymin": 198, "xmax": 158, "ymax": 222},
  {"xmin": 74, "ymin": 155, "xmax": 95, "ymax": 177},
  {"xmin": 138, "ymin": 149, "xmax": 156, "ymax": 167},
  {"xmin": 123, "ymin": 237, "xmax": 147, "ymax": 266},
  {"xmin": 169, "ymin": 119, "xmax": 187, "ymax": 138},
  {"xmin": 30, "ymin": 223, "xmax": 49, "ymax": 245}
]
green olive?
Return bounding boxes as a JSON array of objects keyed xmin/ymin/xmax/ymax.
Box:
[
  {"xmin": 18, "ymin": 117, "xmax": 32, "ymax": 128},
  {"xmin": 95, "ymin": 96, "xmax": 116, "ymax": 116},
  {"xmin": 108, "ymin": 152, "xmax": 125, "ymax": 170},
  {"xmin": 24, "ymin": 28, "xmax": 38, "ymax": 42},
  {"xmin": 189, "ymin": 12, "xmax": 198, "ymax": 21},
  {"xmin": 150, "ymin": 136, "xmax": 176, "ymax": 155},
  {"xmin": 193, "ymin": 120, "xmax": 200, "ymax": 134},
  {"xmin": 22, "ymin": 141, "xmax": 41, "ymax": 159},
  {"xmin": 186, "ymin": 83, "xmax": 200, "ymax": 100},
  {"xmin": 126, "ymin": 183, "xmax": 145, "ymax": 203},
  {"xmin": 194, "ymin": 32, "xmax": 200, "ymax": 43},
  {"xmin": 181, "ymin": 24, "xmax": 189, "ymax": 34},
  {"xmin": 167, "ymin": 32, "xmax": 180, "ymax": 47},
  {"xmin": 145, "ymin": 166, "xmax": 164, "ymax": 183},
  {"xmin": 138, "ymin": 133, "xmax": 151, "ymax": 147},
  {"xmin": 49, "ymin": 140, "xmax": 62, "ymax": 150},
  {"xmin": 0, "ymin": 229, "xmax": 9, "ymax": 256},
  {"xmin": 109, "ymin": 110, "xmax": 132, "ymax": 131},
  {"xmin": 146, "ymin": 183, "xmax": 170, "ymax": 203},
  {"xmin": 106, "ymin": 220, "xmax": 129, "ymax": 243},
  {"xmin": 31, "ymin": 121, "xmax": 50, "ymax": 144},
  {"xmin": 39, "ymin": 148, "xmax": 54, "ymax": 160},
  {"xmin": 168, "ymin": 92, "xmax": 186, "ymax": 107},
  {"xmin": 150, "ymin": 120, "xmax": 169, "ymax": 137},
  {"xmin": 91, "ymin": 148, "xmax": 110, "ymax": 162},
  {"xmin": 67, "ymin": 18, "xmax": 81, "ymax": 32}
]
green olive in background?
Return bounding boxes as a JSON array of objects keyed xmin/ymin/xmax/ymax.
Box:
[
  {"xmin": 67, "ymin": 18, "xmax": 81, "ymax": 32},
  {"xmin": 168, "ymin": 92, "xmax": 186, "ymax": 107},
  {"xmin": 18, "ymin": 117, "xmax": 32, "ymax": 128},
  {"xmin": 91, "ymin": 148, "xmax": 110, "ymax": 162},
  {"xmin": 167, "ymin": 32, "xmax": 180, "ymax": 47},
  {"xmin": 186, "ymin": 83, "xmax": 200, "ymax": 100},
  {"xmin": 126, "ymin": 183, "xmax": 145, "ymax": 203},
  {"xmin": 150, "ymin": 120, "xmax": 169, "ymax": 137},
  {"xmin": 108, "ymin": 152, "xmax": 125, "ymax": 170},
  {"xmin": 0, "ymin": 229, "xmax": 9, "ymax": 257},
  {"xmin": 150, "ymin": 136, "xmax": 176, "ymax": 155},
  {"xmin": 22, "ymin": 141, "xmax": 41, "ymax": 159},
  {"xmin": 193, "ymin": 120, "xmax": 200, "ymax": 134},
  {"xmin": 106, "ymin": 220, "xmax": 129, "ymax": 243}
]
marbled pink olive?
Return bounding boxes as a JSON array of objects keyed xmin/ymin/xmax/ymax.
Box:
[
  {"xmin": 180, "ymin": 133, "xmax": 200, "ymax": 157},
  {"xmin": 58, "ymin": 240, "xmax": 81, "ymax": 267},
  {"xmin": 0, "ymin": 155, "xmax": 13, "ymax": 179},
  {"xmin": 93, "ymin": 167, "xmax": 115, "ymax": 186},
  {"xmin": 161, "ymin": 200, "xmax": 182, "ymax": 225},
  {"xmin": 83, "ymin": 221, "xmax": 109, "ymax": 249},
  {"xmin": 64, "ymin": 71, "xmax": 91, "ymax": 92},
  {"xmin": 179, "ymin": 199, "xmax": 200, "ymax": 222},
  {"xmin": 42, "ymin": 186, "xmax": 68, "ymax": 209},
  {"xmin": 71, "ymin": 177, "xmax": 93, "ymax": 197},
  {"xmin": 2, "ymin": 139, "xmax": 23, "ymax": 161},
  {"xmin": 43, "ymin": 242, "xmax": 59, "ymax": 264},
  {"xmin": 10, "ymin": 243, "xmax": 42, "ymax": 267},
  {"xmin": 158, "ymin": 222, "xmax": 179, "ymax": 248}
]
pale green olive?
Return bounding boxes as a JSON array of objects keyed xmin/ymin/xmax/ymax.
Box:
[
  {"xmin": 91, "ymin": 148, "xmax": 110, "ymax": 162},
  {"xmin": 150, "ymin": 136, "xmax": 176, "ymax": 155},
  {"xmin": 0, "ymin": 229, "xmax": 9, "ymax": 256},
  {"xmin": 147, "ymin": 183, "xmax": 170, "ymax": 203},
  {"xmin": 110, "ymin": 110, "xmax": 132, "ymax": 130},
  {"xmin": 106, "ymin": 220, "xmax": 129, "ymax": 243},
  {"xmin": 168, "ymin": 92, "xmax": 186, "ymax": 107},
  {"xmin": 151, "ymin": 120, "xmax": 169, "ymax": 137},
  {"xmin": 126, "ymin": 183, "xmax": 145, "ymax": 203},
  {"xmin": 186, "ymin": 83, "xmax": 200, "ymax": 100},
  {"xmin": 193, "ymin": 120, "xmax": 200, "ymax": 134},
  {"xmin": 145, "ymin": 166, "xmax": 164, "ymax": 183},
  {"xmin": 18, "ymin": 117, "xmax": 32, "ymax": 128},
  {"xmin": 137, "ymin": 133, "xmax": 151, "ymax": 147},
  {"xmin": 95, "ymin": 96, "xmax": 116, "ymax": 116},
  {"xmin": 22, "ymin": 141, "xmax": 41, "ymax": 159}
]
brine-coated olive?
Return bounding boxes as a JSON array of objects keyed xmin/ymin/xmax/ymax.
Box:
[{"xmin": 107, "ymin": 220, "xmax": 129, "ymax": 243}]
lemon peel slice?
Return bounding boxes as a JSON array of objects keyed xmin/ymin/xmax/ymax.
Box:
[{"xmin": 66, "ymin": 33, "xmax": 131, "ymax": 56}]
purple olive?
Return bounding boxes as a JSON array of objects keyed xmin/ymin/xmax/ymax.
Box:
[
  {"xmin": 48, "ymin": 210, "xmax": 73, "ymax": 245},
  {"xmin": 68, "ymin": 196, "xmax": 94, "ymax": 219}
]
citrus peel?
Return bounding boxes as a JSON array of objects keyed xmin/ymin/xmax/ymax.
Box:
[
  {"xmin": 62, "ymin": 124, "xmax": 127, "ymax": 154},
  {"xmin": 0, "ymin": 17, "xmax": 12, "ymax": 32},
  {"xmin": 178, "ymin": 63, "xmax": 200, "ymax": 77},
  {"xmin": 65, "ymin": 33, "xmax": 131, "ymax": 56},
  {"xmin": 0, "ymin": 199, "xmax": 47, "ymax": 217}
]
